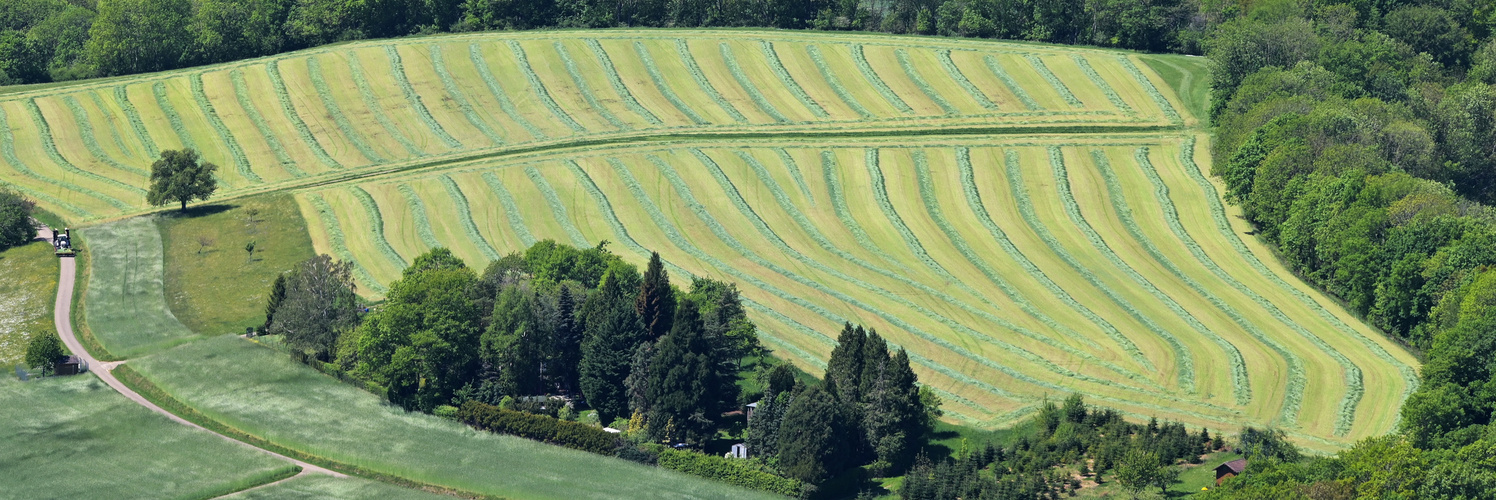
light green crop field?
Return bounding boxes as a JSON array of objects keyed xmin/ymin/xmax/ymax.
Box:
[
  {"xmin": 79, "ymin": 216, "xmax": 198, "ymax": 357},
  {"xmin": 0, "ymin": 240, "xmax": 59, "ymax": 370},
  {"xmin": 222, "ymin": 475, "xmax": 452, "ymax": 500},
  {"xmin": 128, "ymin": 335, "xmax": 782, "ymax": 500},
  {"xmin": 0, "ymin": 375, "xmax": 296, "ymax": 498}
]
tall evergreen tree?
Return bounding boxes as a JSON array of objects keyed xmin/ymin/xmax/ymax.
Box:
[
  {"xmin": 858, "ymin": 328, "xmax": 890, "ymax": 400},
  {"xmin": 635, "ymin": 252, "xmax": 675, "ymax": 340},
  {"xmin": 778, "ymin": 383, "xmax": 856, "ymax": 485},
  {"xmin": 624, "ymin": 340, "xmax": 655, "ymax": 416},
  {"xmin": 825, "ymin": 323, "xmax": 866, "ymax": 403},
  {"xmin": 261, "ymin": 272, "xmax": 287, "ymax": 332},
  {"xmin": 746, "ymin": 389, "xmax": 791, "ymax": 458},
  {"xmin": 550, "ymin": 284, "xmax": 581, "ymax": 394},
  {"xmin": 579, "ymin": 268, "xmax": 646, "ymax": 423},
  {"xmin": 645, "ymin": 297, "xmax": 718, "ymax": 444}
]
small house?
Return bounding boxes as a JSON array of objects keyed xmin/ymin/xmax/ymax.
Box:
[
  {"xmin": 728, "ymin": 443, "xmax": 747, "ymax": 459},
  {"xmin": 1214, "ymin": 458, "xmax": 1248, "ymax": 485},
  {"xmin": 53, "ymin": 355, "xmax": 85, "ymax": 376}
]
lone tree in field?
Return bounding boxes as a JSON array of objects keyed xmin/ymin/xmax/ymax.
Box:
[
  {"xmin": 146, "ymin": 149, "xmax": 218, "ymax": 211},
  {"xmin": 25, "ymin": 333, "xmax": 64, "ymax": 377}
]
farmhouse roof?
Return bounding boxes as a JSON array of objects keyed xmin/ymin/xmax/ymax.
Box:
[{"xmin": 1216, "ymin": 458, "xmax": 1248, "ymax": 475}]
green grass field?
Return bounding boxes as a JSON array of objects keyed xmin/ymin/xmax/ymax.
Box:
[
  {"xmin": 0, "ymin": 375, "xmax": 297, "ymax": 498},
  {"xmin": 0, "ymin": 240, "xmax": 59, "ymax": 370},
  {"xmin": 222, "ymin": 475, "xmax": 452, "ymax": 500},
  {"xmin": 78, "ymin": 216, "xmax": 197, "ymax": 358}
]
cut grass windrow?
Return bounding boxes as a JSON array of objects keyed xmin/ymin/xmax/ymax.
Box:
[
  {"xmin": 1071, "ymin": 55, "xmax": 1132, "ymax": 113},
  {"xmin": 1115, "ymin": 56, "xmax": 1181, "ymax": 124},
  {"xmin": 674, "ymin": 39, "xmax": 748, "ymax": 123},
  {"xmin": 896, "ymin": 49, "xmax": 959, "ymax": 115},
  {"xmin": 632, "ymin": 41, "xmax": 709, "ymax": 125},
  {"xmin": 759, "ymin": 41, "xmax": 828, "ymax": 119},
  {"xmin": 1083, "ymin": 148, "xmax": 1301, "ymax": 424},
  {"xmin": 773, "ymin": 149, "xmax": 815, "ymax": 204},
  {"xmin": 265, "ymin": 61, "xmax": 341, "ymax": 170},
  {"xmin": 24, "ymin": 99, "xmax": 141, "ymax": 203},
  {"xmin": 113, "ymin": 86, "xmax": 160, "ymax": 159},
  {"xmin": 819, "ymin": 150, "xmax": 913, "ymax": 273},
  {"xmin": 150, "ymin": 81, "xmax": 199, "ymax": 153},
  {"xmin": 481, "ymin": 171, "xmax": 536, "ymax": 247},
  {"xmin": 229, "ymin": 70, "xmax": 304, "ymax": 178},
  {"xmin": 950, "ymin": 147, "xmax": 1152, "ymax": 372},
  {"xmin": 585, "ymin": 39, "xmax": 663, "ymax": 126},
  {"xmin": 527, "ymin": 165, "xmax": 590, "ymax": 248},
  {"xmin": 0, "ymin": 105, "xmax": 93, "ymax": 217},
  {"xmin": 937, "ymin": 50, "xmax": 997, "ymax": 111},
  {"xmin": 1131, "ymin": 147, "xmax": 1360, "ymax": 434},
  {"xmin": 438, "ymin": 174, "xmax": 501, "ymax": 261},
  {"xmin": 397, "ymin": 183, "xmax": 441, "ymax": 250},
  {"xmin": 190, "ymin": 74, "xmax": 259, "ymax": 184},
  {"xmin": 428, "ymin": 44, "xmax": 505, "ymax": 146},
  {"xmin": 385, "ymin": 45, "xmax": 463, "ymax": 149},
  {"xmin": 308, "ymin": 193, "xmax": 385, "ymax": 294},
  {"xmin": 86, "ymin": 92, "xmax": 133, "ymax": 159},
  {"xmin": 306, "ymin": 57, "xmax": 385, "ymax": 163},
  {"xmin": 344, "ymin": 55, "xmax": 425, "ymax": 157},
  {"xmin": 467, "ymin": 44, "xmax": 550, "ymax": 140},
  {"xmin": 552, "ymin": 42, "xmax": 630, "ymax": 131},
  {"xmin": 804, "ymin": 45, "xmax": 873, "ymax": 119},
  {"xmin": 1024, "ymin": 55, "xmax": 1082, "ymax": 108},
  {"xmin": 507, "ymin": 40, "xmax": 588, "ymax": 134},
  {"xmin": 1002, "ymin": 148, "xmax": 1197, "ymax": 394},
  {"xmin": 350, "ymin": 185, "xmax": 408, "ymax": 270},
  {"xmin": 61, "ymin": 95, "xmax": 147, "ymax": 177},
  {"xmin": 850, "ymin": 45, "xmax": 914, "ymax": 115},
  {"xmin": 982, "ymin": 55, "xmax": 1042, "ymax": 111},
  {"xmin": 718, "ymin": 43, "xmax": 792, "ymax": 124}
]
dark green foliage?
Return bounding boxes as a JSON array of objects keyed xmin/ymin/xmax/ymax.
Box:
[
  {"xmin": 635, "ymin": 252, "xmax": 674, "ymax": 341},
  {"xmin": 267, "ymin": 254, "xmax": 359, "ymax": 360},
  {"xmin": 578, "ymin": 266, "xmax": 646, "ymax": 423},
  {"xmin": 484, "ymin": 284, "xmax": 544, "ymax": 397},
  {"xmin": 825, "ymin": 323, "xmax": 865, "ymax": 403},
  {"xmin": 146, "ymin": 149, "xmax": 218, "ymax": 211},
  {"xmin": 776, "ymin": 383, "xmax": 857, "ymax": 485},
  {"xmin": 0, "ymin": 187, "xmax": 35, "ymax": 251},
  {"xmin": 654, "ymin": 446, "xmax": 804, "ymax": 496},
  {"xmin": 24, "ymin": 332, "xmax": 64, "ymax": 376},
  {"xmin": 746, "ymin": 390, "xmax": 790, "ymax": 459},
  {"xmin": 457, "ymin": 401, "xmax": 618, "ymax": 454},
  {"xmin": 644, "ymin": 298, "xmax": 718, "ymax": 445},
  {"xmin": 260, "ymin": 272, "xmax": 286, "ymax": 332},
  {"xmin": 523, "ymin": 239, "xmax": 625, "ymax": 289}
]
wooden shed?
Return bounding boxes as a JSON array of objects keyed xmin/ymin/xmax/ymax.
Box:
[
  {"xmin": 1215, "ymin": 458, "xmax": 1248, "ymax": 485},
  {"xmin": 53, "ymin": 355, "xmax": 84, "ymax": 376}
]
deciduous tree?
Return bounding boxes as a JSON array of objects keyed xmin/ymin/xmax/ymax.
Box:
[{"xmin": 146, "ymin": 149, "xmax": 218, "ymax": 211}]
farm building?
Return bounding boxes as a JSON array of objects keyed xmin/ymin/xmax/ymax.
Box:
[
  {"xmin": 1215, "ymin": 458, "xmax": 1248, "ymax": 485},
  {"xmin": 53, "ymin": 355, "xmax": 85, "ymax": 376}
]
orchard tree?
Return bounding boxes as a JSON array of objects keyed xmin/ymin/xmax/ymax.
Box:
[
  {"xmin": 146, "ymin": 149, "xmax": 218, "ymax": 211},
  {"xmin": 25, "ymin": 333, "xmax": 64, "ymax": 377}
]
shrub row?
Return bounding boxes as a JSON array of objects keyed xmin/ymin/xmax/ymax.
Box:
[
  {"xmin": 480, "ymin": 170, "xmax": 537, "ymax": 247},
  {"xmin": 398, "ymin": 184, "xmax": 441, "ymax": 249},
  {"xmin": 673, "ymin": 39, "xmax": 748, "ymax": 123},
  {"xmin": 1024, "ymin": 55, "xmax": 1082, "ymax": 108},
  {"xmin": 427, "ymin": 44, "xmax": 505, "ymax": 146},
  {"xmin": 385, "ymin": 45, "xmax": 462, "ymax": 148},
  {"xmin": 306, "ymin": 56, "xmax": 386, "ymax": 162},
  {"xmin": 508, "ymin": 40, "xmax": 589, "ymax": 134},
  {"xmin": 758, "ymin": 40, "xmax": 828, "ymax": 119},
  {"xmin": 896, "ymin": 49, "xmax": 959, "ymax": 114},
  {"xmin": 457, "ymin": 401, "xmax": 616, "ymax": 455},
  {"xmin": 937, "ymin": 50, "xmax": 998, "ymax": 111},
  {"xmin": 265, "ymin": 61, "xmax": 342, "ymax": 169},
  {"xmin": 344, "ymin": 54, "xmax": 424, "ymax": 157},
  {"xmin": 150, "ymin": 81, "xmax": 199, "ymax": 154},
  {"xmin": 60, "ymin": 95, "xmax": 147, "ymax": 177},
  {"xmin": 849, "ymin": 44, "xmax": 914, "ymax": 114},
  {"xmin": 189, "ymin": 74, "xmax": 259, "ymax": 183},
  {"xmin": 0, "ymin": 104, "xmax": 93, "ymax": 217},
  {"xmin": 439, "ymin": 174, "xmax": 501, "ymax": 261},
  {"xmin": 551, "ymin": 41, "xmax": 630, "ymax": 131},
  {"xmin": 467, "ymin": 44, "xmax": 554, "ymax": 139},
  {"xmin": 24, "ymin": 98, "xmax": 139, "ymax": 205},
  {"xmin": 717, "ymin": 42, "xmax": 792, "ymax": 124},
  {"xmin": 630, "ymin": 41, "xmax": 709, "ymax": 125},
  {"xmin": 1069, "ymin": 55, "xmax": 1132, "ymax": 113},
  {"xmin": 229, "ymin": 70, "xmax": 303, "ymax": 177},
  {"xmin": 584, "ymin": 39, "xmax": 662, "ymax": 126},
  {"xmin": 308, "ymin": 193, "xmax": 386, "ymax": 294},
  {"xmin": 1114, "ymin": 55, "xmax": 1180, "ymax": 124},
  {"xmin": 653, "ymin": 446, "xmax": 803, "ymax": 497},
  {"xmin": 112, "ymin": 85, "xmax": 160, "ymax": 158},
  {"xmin": 981, "ymin": 55, "xmax": 1042, "ymax": 111},
  {"xmin": 350, "ymin": 185, "xmax": 409, "ymax": 269},
  {"xmin": 525, "ymin": 166, "xmax": 590, "ymax": 248},
  {"xmin": 804, "ymin": 45, "xmax": 874, "ymax": 119}
]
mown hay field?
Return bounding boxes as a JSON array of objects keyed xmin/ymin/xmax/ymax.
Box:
[
  {"xmin": 295, "ymin": 134, "xmax": 1416, "ymax": 450},
  {"xmin": 0, "ymin": 29, "xmax": 1185, "ymax": 222}
]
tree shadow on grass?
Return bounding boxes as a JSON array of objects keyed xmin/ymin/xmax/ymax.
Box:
[{"xmin": 161, "ymin": 204, "xmax": 237, "ymax": 219}]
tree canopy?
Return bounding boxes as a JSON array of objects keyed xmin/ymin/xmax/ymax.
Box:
[{"xmin": 145, "ymin": 149, "xmax": 218, "ymax": 211}]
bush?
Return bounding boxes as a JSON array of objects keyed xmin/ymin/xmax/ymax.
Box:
[
  {"xmin": 0, "ymin": 187, "xmax": 36, "ymax": 251},
  {"xmin": 652, "ymin": 446, "xmax": 803, "ymax": 497},
  {"xmin": 458, "ymin": 401, "xmax": 618, "ymax": 455}
]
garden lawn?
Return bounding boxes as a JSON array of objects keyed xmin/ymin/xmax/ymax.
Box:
[
  {"xmin": 0, "ymin": 375, "xmax": 295, "ymax": 499},
  {"xmin": 223, "ymin": 474, "xmax": 451, "ymax": 499},
  {"xmin": 128, "ymin": 335, "xmax": 783, "ymax": 500},
  {"xmin": 0, "ymin": 239, "xmax": 59, "ymax": 371},
  {"xmin": 79, "ymin": 216, "xmax": 196, "ymax": 358}
]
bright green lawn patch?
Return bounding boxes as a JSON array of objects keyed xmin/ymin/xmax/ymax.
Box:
[
  {"xmin": 79, "ymin": 216, "xmax": 196, "ymax": 358},
  {"xmin": 0, "ymin": 240, "xmax": 59, "ymax": 370},
  {"xmin": 1174, "ymin": 451, "xmax": 1243, "ymax": 496},
  {"xmin": 0, "ymin": 375, "xmax": 296, "ymax": 499},
  {"xmin": 128, "ymin": 335, "xmax": 783, "ymax": 500},
  {"xmin": 223, "ymin": 474, "xmax": 452, "ymax": 499},
  {"xmin": 157, "ymin": 194, "xmax": 315, "ymax": 336},
  {"xmin": 1139, "ymin": 54, "xmax": 1209, "ymax": 126}
]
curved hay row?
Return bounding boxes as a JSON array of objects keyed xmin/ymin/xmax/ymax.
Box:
[
  {"xmin": 759, "ymin": 41, "xmax": 828, "ymax": 119},
  {"xmin": 306, "ymin": 57, "xmax": 385, "ymax": 163},
  {"xmin": 551, "ymin": 42, "xmax": 630, "ymax": 131},
  {"xmin": 525, "ymin": 165, "xmax": 590, "ymax": 249},
  {"xmin": 150, "ymin": 82, "xmax": 199, "ymax": 154},
  {"xmin": 718, "ymin": 43, "xmax": 792, "ymax": 124},
  {"xmin": 230, "ymin": 70, "xmax": 303, "ymax": 178},
  {"xmin": 428, "ymin": 45, "xmax": 505, "ymax": 146},
  {"xmin": 397, "ymin": 183, "xmax": 441, "ymax": 250},
  {"xmin": 896, "ymin": 49, "xmax": 958, "ymax": 115},
  {"xmin": 674, "ymin": 39, "xmax": 748, "ymax": 124},
  {"xmin": 1024, "ymin": 55, "xmax": 1082, "ymax": 108},
  {"xmin": 805, "ymin": 45, "xmax": 874, "ymax": 119},
  {"xmin": 113, "ymin": 86, "xmax": 159, "ymax": 159},
  {"xmin": 189, "ymin": 74, "xmax": 259, "ymax": 183},
  {"xmin": 632, "ymin": 41, "xmax": 710, "ymax": 125},
  {"xmin": 937, "ymin": 50, "xmax": 998, "ymax": 111},
  {"xmin": 1071, "ymin": 55, "xmax": 1132, "ymax": 113},
  {"xmin": 385, "ymin": 45, "xmax": 463, "ymax": 149},
  {"xmin": 265, "ymin": 61, "xmax": 341, "ymax": 170},
  {"xmin": 981, "ymin": 55, "xmax": 1041, "ymax": 111},
  {"xmin": 481, "ymin": 171, "xmax": 536, "ymax": 247},
  {"xmin": 850, "ymin": 45, "xmax": 914, "ymax": 115},
  {"xmin": 439, "ymin": 174, "xmax": 501, "ymax": 261},
  {"xmin": 344, "ymin": 54, "xmax": 424, "ymax": 157},
  {"xmin": 23, "ymin": 99, "xmax": 141, "ymax": 202},
  {"xmin": 348, "ymin": 185, "xmax": 409, "ymax": 270},
  {"xmin": 307, "ymin": 193, "xmax": 386, "ymax": 294},
  {"xmin": 585, "ymin": 39, "xmax": 663, "ymax": 126},
  {"xmin": 467, "ymin": 44, "xmax": 552, "ymax": 139},
  {"xmin": 60, "ymin": 95, "xmax": 147, "ymax": 177},
  {"xmin": 0, "ymin": 104, "xmax": 94, "ymax": 218},
  {"xmin": 507, "ymin": 41, "xmax": 588, "ymax": 135}
]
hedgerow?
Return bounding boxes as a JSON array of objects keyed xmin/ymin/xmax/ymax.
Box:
[
  {"xmin": 584, "ymin": 39, "xmax": 662, "ymax": 126},
  {"xmin": 718, "ymin": 42, "xmax": 791, "ymax": 123},
  {"xmin": 937, "ymin": 50, "xmax": 997, "ymax": 111},
  {"xmin": 804, "ymin": 45, "xmax": 874, "ymax": 119},
  {"xmin": 265, "ymin": 61, "xmax": 342, "ymax": 170},
  {"xmin": 385, "ymin": 45, "xmax": 463, "ymax": 148},
  {"xmin": 0, "ymin": 105, "xmax": 93, "ymax": 218},
  {"xmin": 1002, "ymin": 148, "xmax": 1197, "ymax": 394},
  {"xmin": 24, "ymin": 98, "xmax": 140, "ymax": 204},
  {"xmin": 673, "ymin": 39, "xmax": 748, "ymax": 123},
  {"xmin": 981, "ymin": 55, "xmax": 1042, "ymax": 111},
  {"xmin": 653, "ymin": 447, "xmax": 802, "ymax": 496},
  {"xmin": 343, "ymin": 54, "xmax": 424, "ymax": 157},
  {"xmin": 308, "ymin": 193, "xmax": 386, "ymax": 294},
  {"xmin": 1131, "ymin": 147, "xmax": 1360, "ymax": 434},
  {"xmin": 508, "ymin": 40, "xmax": 589, "ymax": 134},
  {"xmin": 189, "ymin": 74, "xmax": 259, "ymax": 183},
  {"xmin": 349, "ymin": 185, "xmax": 409, "ymax": 270},
  {"xmin": 1114, "ymin": 56, "xmax": 1181, "ymax": 124},
  {"xmin": 525, "ymin": 165, "xmax": 590, "ymax": 248},
  {"xmin": 896, "ymin": 49, "xmax": 958, "ymax": 114},
  {"xmin": 61, "ymin": 95, "xmax": 147, "ymax": 177},
  {"xmin": 229, "ymin": 70, "xmax": 303, "ymax": 178},
  {"xmin": 758, "ymin": 40, "xmax": 828, "ymax": 119},
  {"xmin": 772, "ymin": 149, "xmax": 815, "ymax": 204},
  {"xmin": 849, "ymin": 45, "xmax": 914, "ymax": 114},
  {"xmin": 113, "ymin": 85, "xmax": 159, "ymax": 159},
  {"xmin": 150, "ymin": 81, "xmax": 199, "ymax": 153},
  {"xmin": 458, "ymin": 401, "xmax": 616, "ymax": 455},
  {"xmin": 1070, "ymin": 55, "xmax": 1132, "ymax": 113},
  {"xmin": 481, "ymin": 171, "xmax": 537, "ymax": 247},
  {"xmin": 306, "ymin": 56, "xmax": 386, "ymax": 162},
  {"xmin": 552, "ymin": 41, "xmax": 630, "ymax": 130},
  {"xmin": 1024, "ymin": 55, "xmax": 1082, "ymax": 108},
  {"xmin": 631, "ymin": 41, "xmax": 709, "ymax": 125},
  {"xmin": 467, "ymin": 44, "xmax": 552, "ymax": 139},
  {"xmin": 397, "ymin": 183, "xmax": 441, "ymax": 249},
  {"xmin": 438, "ymin": 174, "xmax": 500, "ymax": 261},
  {"xmin": 426, "ymin": 44, "xmax": 505, "ymax": 146}
]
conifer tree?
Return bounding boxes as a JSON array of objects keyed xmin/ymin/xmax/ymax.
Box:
[
  {"xmin": 486, "ymin": 285, "xmax": 543, "ymax": 396},
  {"xmin": 825, "ymin": 323, "xmax": 866, "ymax": 403},
  {"xmin": 778, "ymin": 383, "xmax": 856, "ymax": 485},
  {"xmin": 550, "ymin": 284, "xmax": 581, "ymax": 394},
  {"xmin": 645, "ymin": 298, "xmax": 718, "ymax": 444},
  {"xmin": 635, "ymin": 252, "xmax": 675, "ymax": 340},
  {"xmin": 261, "ymin": 272, "xmax": 287, "ymax": 332},
  {"xmin": 858, "ymin": 329, "xmax": 890, "ymax": 401},
  {"xmin": 579, "ymin": 269, "xmax": 647, "ymax": 423}
]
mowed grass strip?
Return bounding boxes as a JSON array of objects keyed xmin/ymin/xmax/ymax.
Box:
[{"xmin": 80, "ymin": 216, "xmax": 199, "ymax": 358}]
